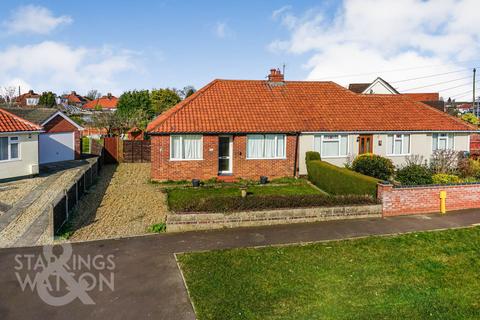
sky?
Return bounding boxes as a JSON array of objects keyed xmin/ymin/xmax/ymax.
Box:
[{"xmin": 0, "ymin": 0, "xmax": 479, "ymax": 101}]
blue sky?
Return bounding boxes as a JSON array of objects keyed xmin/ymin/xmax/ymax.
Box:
[{"xmin": 0, "ymin": 1, "xmax": 478, "ymax": 100}]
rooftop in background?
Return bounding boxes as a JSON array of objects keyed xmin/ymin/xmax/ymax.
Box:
[
  {"xmin": 2, "ymin": 107, "xmax": 58, "ymax": 125},
  {"xmin": 0, "ymin": 107, "xmax": 43, "ymax": 133},
  {"xmin": 82, "ymin": 93, "xmax": 118, "ymax": 110},
  {"xmin": 147, "ymin": 69, "xmax": 475, "ymax": 134},
  {"xmin": 62, "ymin": 91, "xmax": 89, "ymax": 105}
]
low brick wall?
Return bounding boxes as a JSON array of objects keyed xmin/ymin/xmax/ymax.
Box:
[
  {"xmin": 378, "ymin": 183, "xmax": 480, "ymax": 217},
  {"xmin": 166, "ymin": 204, "xmax": 382, "ymax": 232}
]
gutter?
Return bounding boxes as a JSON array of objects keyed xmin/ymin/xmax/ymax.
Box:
[{"xmin": 293, "ymin": 132, "xmax": 300, "ymax": 178}]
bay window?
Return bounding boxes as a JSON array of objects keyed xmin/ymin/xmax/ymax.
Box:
[
  {"xmin": 246, "ymin": 134, "xmax": 286, "ymax": 159},
  {"xmin": 387, "ymin": 134, "xmax": 410, "ymax": 155},
  {"xmin": 314, "ymin": 134, "xmax": 348, "ymax": 157},
  {"xmin": 0, "ymin": 136, "xmax": 20, "ymax": 161},
  {"xmin": 170, "ymin": 135, "xmax": 203, "ymax": 160},
  {"xmin": 433, "ymin": 133, "xmax": 454, "ymax": 150}
]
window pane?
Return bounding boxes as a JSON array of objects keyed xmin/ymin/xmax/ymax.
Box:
[
  {"xmin": 432, "ymin": 134, "xmax": 438, "ymax": 150},
  {"xmin": 171, "ymin": 136, "xmax": 182, "ymax": 159},
  {"xmin": 448, "ymin": 134, "xmax": 454, "ymax": 149},
  {"xmin": 403, "ymin": 135, "xmax": 410, "ymax": 154},
  {"xmin": 247, "ymin": 135, "xmax": 264, "ymax": 158},
  {"xmin": 438, "ymin": 138, "xmax": 447, "ymax": 150},
  {"xmin": 276, "ymin": 135, "xmax": 285, "ymax": 158},
  {"xmin": 10, "ymin": 143, "xmax": 18, "ymax": 159},
  {"xmin": 340, "ymin": 135, "xmax": 348, "ymax": 155},
  {"xmin": 394, "ymin": 139, "xmax": 402, "ymax": 154},
  {"xmin": 322, "ymin": 140, "xmax": 339, "ymax": 157},
  {"xmin": 264, "ymin": 135, "xmax": 276, "ymax": 158},
  {"xmin": 387, "ymin": 135, "xmax": 394, "ymax": 154},
  {"xmin": 314, "ymin": 136, "xmax": 321, "ymax": 153},
  {"xmin": 0, "ymin": 137, "xmax": 7, "ymax": 160},
  {"xmin": 183, "ymin": 135, "xmax": 202, "ymax": 159}
]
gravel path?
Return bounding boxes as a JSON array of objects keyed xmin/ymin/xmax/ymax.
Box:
[
  {"xmin": 68, "ymin": 163, "xmax": 167, "ymax": 241},
  {"xmin": 0, "ymin": 177, "xmax": 47, "ymax": 206}
]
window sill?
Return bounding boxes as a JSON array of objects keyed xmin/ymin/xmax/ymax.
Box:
[
  {"xmin": 169, "ymin": 158, "xmax": 203, "ymax": 161},
  {"xmin": 386, "ymin": 154, "xmax": 411, "ymax": 157},
  {"xmin": 0, "ymin": 158, "xmax": 22, "ymax": 163},
  {"xmin": 321, "ymin": 155, "xmax": 348, "ymax": 159},
  {"xmin": 246, "ymin": 157, "xmax": 287, "ymax": 160}
]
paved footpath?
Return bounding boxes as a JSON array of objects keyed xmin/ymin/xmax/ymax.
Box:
[{"xmin": 1, "ymin": 209, "xmax": 480, "ymax": 320}]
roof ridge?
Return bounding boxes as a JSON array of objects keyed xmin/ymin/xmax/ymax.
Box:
[
  {"xmin": 146, "ymin": 79, "xmax": 219, "ymax": 132},
  {"xmin": 0, "ymin": 107, "xmax": 42, "ymax": 130}
]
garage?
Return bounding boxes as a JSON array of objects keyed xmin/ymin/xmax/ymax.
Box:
[{"xmin": 39, "ymin": 132, "xmax": 75, "ymax": 164}]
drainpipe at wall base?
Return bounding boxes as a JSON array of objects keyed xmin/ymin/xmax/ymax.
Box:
[{"xmin": 293, "ymin": 132, "xmax": 300, "ymax": 178}]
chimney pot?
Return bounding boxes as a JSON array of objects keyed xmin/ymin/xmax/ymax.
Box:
[{"xmin": 268, "ymin": 68, "xmax": 284, "ymax": 82}]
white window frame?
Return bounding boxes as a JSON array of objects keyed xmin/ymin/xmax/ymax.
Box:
[
  {"xmin": 433, "ymin": 133, "xmax": 454, "ymax": 151},
  {"xmin": 26, "ymin": 98, "xmax": 38, "ymax": 106},
  {"xmin": 387, "ymin": 134, "xmax": 411, "ymax": 156},
  {"xmin": 314, "ymin": 134, "xmax": 349, "ymax": 158},
  {"xmin": 246, "ymin": 134, "xmax": 287, "ymax": 160},
  {"xmin": 0, "ymin": 136, "xmax": 21, "ymax": 162},
  {"xmin": 169, "ymin": 135, "xmax": 203, "ymax": 161}
]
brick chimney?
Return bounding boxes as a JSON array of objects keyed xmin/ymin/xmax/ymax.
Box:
[{"xmin": 268, "ymin": 68, "xmax": 284, "ymax": 82}]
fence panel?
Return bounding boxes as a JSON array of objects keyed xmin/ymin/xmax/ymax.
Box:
[{"xmin": 123, "ymin": 140, "xmax": 151, "ymax": 163}]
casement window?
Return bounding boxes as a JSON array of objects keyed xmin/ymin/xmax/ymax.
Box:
[
  {"xmin": 433, "ymin": 133, "xmax": 454, "ymax": 150},
  {"xmin": 26, "ymin": 98, "xmax": 38, "ymax": 106},
  {"xmin": 314, "ymin": 134, "xmax": 348, "ymax": 157},
  {"xmin": 246, "ymin": 134, "xmax": 286, "ymax": 159},
  {"xmin": 387, "ymin": 134, "xmax": 410, "ymax": 155},
  {"xmin": 0, "ymin": 136, "xmax": 20, "ymax": 161},
  {"xmin": 170, "ymin": 135, "xmax": 203, "ymax": 160}
]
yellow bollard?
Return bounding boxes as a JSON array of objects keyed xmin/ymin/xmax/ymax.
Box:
[{"xmin": 439, "ymin": 190, "xmax": 447, "ymax": 214}]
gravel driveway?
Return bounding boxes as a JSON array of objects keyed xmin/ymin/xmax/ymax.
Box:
[{"xmin": 68, "ymin": 163, "xmax": 168, "ymax": 241}]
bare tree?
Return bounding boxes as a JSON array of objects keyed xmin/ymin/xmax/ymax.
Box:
[
  {"xmin": 430, "ymin": 149, "xmax": 460, "ymax": 174},
  {"xmin": 0, "ymin": 86, "xmax": 18, "ymax": 106},
  {"xmin": 86, "ymin": 89, "xmax": 101, "ymax": 100}
]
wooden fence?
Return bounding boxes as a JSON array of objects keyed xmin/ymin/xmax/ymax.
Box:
[{"xmin": 123, "ymin": 140, "xmax": 151, "ymax": 163}]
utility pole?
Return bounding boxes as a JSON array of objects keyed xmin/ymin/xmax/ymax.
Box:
[{"xmin": 473, "ymin": 68, "xmax": 476, "ymax": 116}]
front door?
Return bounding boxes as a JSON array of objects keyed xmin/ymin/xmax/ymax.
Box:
[
  {"xmin": 218, "ymin": 136, "xmax": 232, "ymax": 174},
  {"xmin": 358, "ymin": 135, "xmax": 373, "ymax": 154}
]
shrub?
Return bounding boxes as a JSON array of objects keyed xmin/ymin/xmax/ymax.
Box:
[
  {"xmin": 305, "ymin": 151, "xmax": 321, "ymax": 162},
  {"xmin": 396, "ymin": 164, "xmax": 433, "ymax": 186},
  {"xmin": 351, "ymin": 153, "xmax": 394, "ymax": 180},
  {"xmin": 307, "ymin": 160, "xmax": 379, "ymax": 196},
  {"xmin": 147, "ymin": 223, "xmax": 166, "ymax": 233},
  {"xmin": 432, "ymin": 174, "xmax": 461, "ymax": 184},
  {"xmin": 173, "ymin": 194, "xmax": 378, "ymax": 213},
  {"xmin": 457, "ymin": 157, "xmax": 480, "ymax": 178},
  {"xmin": 430, "ymin": 149, "xmax": 459, "ymax": 174}
]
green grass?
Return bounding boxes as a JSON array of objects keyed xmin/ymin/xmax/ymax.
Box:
[
  {"xmin": 81, "ymin": 137, "xmax": 90, "ymax": 154},
  {"xmin": 178, "ymin": 227, "xmax": 480, "ymax": 320},
  {"xmin": 167, "ymin": 179, "xmax": 322, "ymax": 210},
  {"xmin": 147, "ymin": 222, "xmax": 167, "ymax": 233}
]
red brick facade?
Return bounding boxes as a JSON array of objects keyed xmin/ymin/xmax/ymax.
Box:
[
  {"xmin": 378, "ymin": 183, "xmax": 480, "ymax": 216},
  {"xmin": 151, "ymin": 134, "xmax": 297, "ymax": 181},
  {"xmin": 43, "ymin": 115, "xmax": 81, "ymax": 159}
]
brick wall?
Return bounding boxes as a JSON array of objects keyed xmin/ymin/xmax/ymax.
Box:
[
  {"xmin": 378, "ymin": 183, "xmax": 480, "ymax": 216},
  {"xmin": 43, "ymin": 115, "xmax": 81, "ymax": 159},
  {"xmin": 150, "ymin": 134, "xmax": 297, "ymax": 181}
]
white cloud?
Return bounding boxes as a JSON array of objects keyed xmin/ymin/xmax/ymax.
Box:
[
  {"xmin": 4, "ymin": 5, "xmax": 72, "ymax": 35},
  {"xmin": 269, "ymin": 0, "xmax": 480, "ymax": 100},
  {"xmin": 214, "ymin": 21, "xmax": 232, "ymax": 39},
  {"xmin": 0, "ymin": 41, "xmax": 140, "ymax": 95}
]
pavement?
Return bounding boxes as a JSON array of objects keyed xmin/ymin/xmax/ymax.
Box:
[{"xmin": 1, "ymin": 209, "xmax": 480, "ymax": 319}]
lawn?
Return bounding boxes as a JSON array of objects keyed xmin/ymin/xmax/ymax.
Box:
[
  {"xmin": 178, "ymin": 227, "xmax": 480, "ymax": 320},
  {"xmin": 167, "ymin": 178, "xmax": 324, "ymax": 211}
]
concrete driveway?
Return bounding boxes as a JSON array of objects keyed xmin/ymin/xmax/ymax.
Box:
[{"xmin": 1, "ymin": 209, "xmax": 480, "ymax": 319}]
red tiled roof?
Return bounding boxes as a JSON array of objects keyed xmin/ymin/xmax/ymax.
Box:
[
  {"xmin": 0, "ymin": 108, "xmax": 43, "ymax": 133},
  {"xmin": 82, "ymin": 95, "xmax": 118, "ymax": 109},
  {"xmin": 147, "ymin": 80, "xmax": 476, "ymax": 134},
  {"xmin": 403, "ymin": 93, "xmax": 440, "ymax": 102}
]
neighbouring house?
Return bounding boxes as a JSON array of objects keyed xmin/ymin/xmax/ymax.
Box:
[
  {"xmin": 4, "ymin": 108, "xmax": 83, "ymax": 164},
  {"xmin": 146, "ymin": 69, "xmax": 477, "ymax": 181},
  {"xmin": 15, "ymin": 90, "xmax": 41, "ymax": 107},
  {"xmin": 0, "ymin": 108, "xmax": 42, "ymax": 180},
  {"xmin": 349, "ymin": 77, "xmax": 444, "ymax": 110},
  {"xmin": 59, "ymin": 91, "xmax": 89, "ymax": 107},
  {"xmin": 82, "ymin": 93, "xmax": 118, "ymax": 111}
]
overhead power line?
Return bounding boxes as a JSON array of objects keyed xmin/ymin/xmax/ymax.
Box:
[
  {"xmin": 390, "ymin": 69, "xmax": 471, "ymax": 84},
  {"xmin": 400, "ymin": 75, "xmax": 472, "ymax": 91},
  {"xmin": 436, "ymin": 80, "xmax": 480, "ymax": 93},
  {"xmin": 310, "ymin": 59, "xmax": 480, "ymax": 80}
]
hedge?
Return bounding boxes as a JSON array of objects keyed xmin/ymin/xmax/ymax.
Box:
[
  {"xmin": 307, "ymin": 159, "xmax": 379, "ymax": 196},
  {"xmin": 171, "ymin": 194, "xmax": 378, "ymax": 213}
]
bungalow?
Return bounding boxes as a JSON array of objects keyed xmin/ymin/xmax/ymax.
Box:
[
  {"xmin": 82, "ymin": 93, "xmax": 118, "ymax": 111},
  {"xmin": 3, "ymin": 108, "xmax": 83, "ymax": 164},
  {"xmin": 146, "ymin": 69, "xmax": 476, "ymax": 181},
  {"xmin": 0, "ymin": 108, "xmax": 42, "ymax": 180},
  {"xmin": 15, "ymin": 90, "xmax": 41, "ymax": 107}
]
